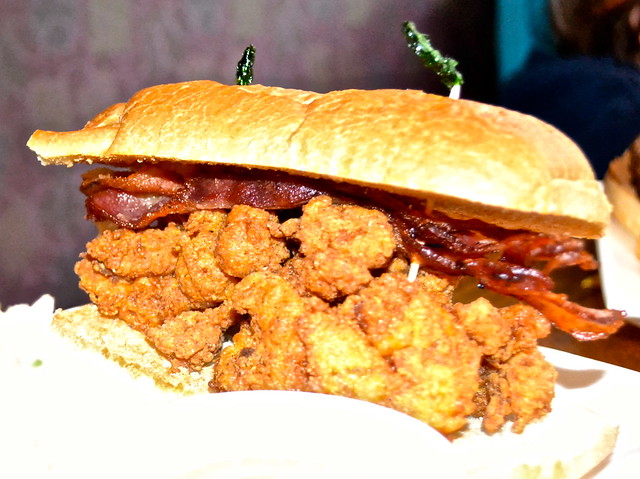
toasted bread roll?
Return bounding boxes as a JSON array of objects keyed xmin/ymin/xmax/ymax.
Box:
[{"xmin": 28, "ymin": 80, "xmax": 609, "ymax": 238}]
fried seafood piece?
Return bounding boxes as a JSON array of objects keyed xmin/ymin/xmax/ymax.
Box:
[
  {"xmin": 176, "ymin": 210, "xmax": 236, "ymax": 307},
  {"xmin": 85, "ymin": 223, "xmax": 184, "ymax": 278},
  {"xmin": 454, "ymin": 297, "xmax": 512, "ymax": 357},
  {"xmin": 78, "ymin": 213, "xmax": 233, "ymax": 330},
  {"xmin": 76, "ymin": 258, "xmax": 193, "ymax": 331},
  {"xmin": 286, "ymin": 253, "xmax": 374, "ymax": 301},
  {"xmin": 281, "ymin": 196, "xmax": 395, "ymax": 301},
  {"xmin": 298, "ymin": 309, "xmax": 400, "ymax": 405},
  {"xmin": 212, "ymin": 272, "xmax": 323, "ymax": 392},
  {"xmin": 215, "ymin": 205, "xmax": 290, "ymax": 278},
  {"xmin": 336, "ymin": 272, "xmax": 482, "ymax": 434},
  {"xmin": 210, "ymin": 321, "xmax": 260, "ymax": 391},
  {"xmin": 147, "ymin": 303, "xmax": 236, "ymax": 370},
  {"xmin": 498, "ymin": 303, "xmax": 553, "ymax": 362},
  {"xmin": 480, "ymin": 349, "xmax": 557, "ymax": 434},
  {"xmin": 456, "ymin": 300, "xmax": 556, "ymax": 433}
]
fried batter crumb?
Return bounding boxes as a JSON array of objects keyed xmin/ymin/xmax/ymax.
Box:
[
  {"xmin": 147, "ymin": 303, "xmax": 236, "ymax": 370},
  {"xmin": 212, "ymin": 272, "xmax": 312, "ymax": 392},
  {"xmin": 85, "ymin": 224, "xmax": 183, "ymax": 279},
  {"xmin": 282, "ymin": 196, "xmax": 395, "ymax": 301},
  {"xmin": 175, "ymin": 210, "xmax": 236, "ymax": 307},
  {"xmin": 216, "ymin": 205, "xmax": 290, "ymax": 278}
]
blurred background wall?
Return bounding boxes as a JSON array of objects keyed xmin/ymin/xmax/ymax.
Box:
[{"xmin": 0, "ymin": 0, "xmax": 496, "ymax": 309}]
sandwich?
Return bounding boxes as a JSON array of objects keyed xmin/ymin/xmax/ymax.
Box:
[
  {"xmin": 604, "ymin": 135, "xmax": 640, "ymax": 257},
  {"xmin": 27, "ymin": 81, "xmax": 622, "ymax": 465}
]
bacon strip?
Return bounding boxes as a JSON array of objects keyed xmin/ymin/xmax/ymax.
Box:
[
  {"xmin": 83, "ymin": 166, "xmax": 325, "ymax": 229},
  {"xmin": 80, "ymin": 164, "xmax": 625, "ymax": 339},
  {"xmin": 518, "ymin": 293, "xmax": 623, "ymax": 341}
]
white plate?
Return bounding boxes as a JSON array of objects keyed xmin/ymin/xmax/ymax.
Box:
[
  {"xmin": 1, "ymin": 296, "xmax": 639, "ymax": 478},
  {"xmin": 597, "ymin": 218, "xmax": 640, "ymax": 326}
]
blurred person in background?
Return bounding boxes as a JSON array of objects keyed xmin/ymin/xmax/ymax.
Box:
[{"xmin": 499, "ymin": 0, "xmax": 640, "ymax": 178}]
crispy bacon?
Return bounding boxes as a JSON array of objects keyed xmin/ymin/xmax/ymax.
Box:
[
  {"xmin": 83, "ymin": 166, "xmax": 324, "ymax": 229},
  {"xmin": 87, "ymin": 190, "xmax": 180, "ymax": 227},
  {"xmin": 80, "ymin": 163, "xmax": 625, "ymax": 339},
  {"xmin": 519, "ymin": 292, "xmax": 623, "ymax": 341},
  {"xmin": 81, "ymin": 166, "xmax": 184, "ymax": 195}
]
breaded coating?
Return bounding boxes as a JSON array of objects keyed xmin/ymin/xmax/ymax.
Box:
[
  {"xmin": 183, "ymin": 209, "xmax": 227, "ymax": 236},
  {"xmin": 500, "ymin": 304, "xmax": 553, "ymax": 361},
  {"xmin": 212, "ymin": 272, "xmax": 313, "ymax": 392},
  {"xmin": 338, "ymin": 273, "xmax": 481, "ymax": 434},
  {"xmin": 479, "ymin": 349, "xmax": 557, "ymax": 434},
  {"xmin": 147, "ymin": 303, "xmax": 236, "ymax": 370},
  {"xmin": 348, "ymin": 273, "xmax": 455, "ymax": 357},
  {"xmin": 281, "ymin": 196, "xmax": 395, "ymax": 300},
  {"xmin": 457, "ymin": 302, "xmax": 555, "ymax": 433},
  {"xmin": 455, "ymin": 297, "xmax": 511, "ymax": 356},
  {"xmin": 80, "ymin": 210, "xmax": 236, "ymax": 329},
  {"xmin": 298, "ymin": 308, "xmax": 399, "ymax": 405},
  {"xmin": 85, "ymin": 224, "xmax": 183, "ymax": 278},
  {"xmin": 289, "ymin": 196, "xmax": 395, "ymax": 266},
  {"xmin": 76, "ymin": 258, "xmax": 192, "ymax": 331},
  {"xmin": 502, "ymin": 349, "xmax": 557, "ymax": 434},
  {"xmin": 176, "ymin": 211, "xmax": 236, "ymax": 307},
  {"xmin": 216, "ymin": 205, "xmax": 290, "ymax": 278},
  {"xmin": 287, "ymin": 253, "xmax": 374, "ymax": 301},
  {"xmin": 210, "ymin": 321, "xmax": 260, "ymax": 391}
]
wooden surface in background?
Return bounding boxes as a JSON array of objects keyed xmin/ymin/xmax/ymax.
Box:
[
  {"xmin": 541, "ymin": 241, "xmax": 640, "ymax": 372},
  {"xmin": 540, "ymin": 323, "xmax": 640, "ymax": 372}
]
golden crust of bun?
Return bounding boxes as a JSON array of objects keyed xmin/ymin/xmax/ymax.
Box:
[
  {"xmin": 27, "ymin": 80, "xmax": 609, "ymax": 237},
  {"xmin": 604, "ymin": 151, "xmax": 640, "ymax": 258},
  {"xmin": 52, "ymin": 303, "xmax": 618, "ymax": 478}
]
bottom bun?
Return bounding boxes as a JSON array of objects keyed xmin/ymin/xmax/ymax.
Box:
[
  {"xmin": 52, "ymin": 304, "xmax": 212, "ymax": 394},
  {"xmin": 604, "ymin": 153, "xmax": 640, "ymax": 258},
  {"xmin": 51, "ymin": 304, "xmax": 618, "ymax": 478}
]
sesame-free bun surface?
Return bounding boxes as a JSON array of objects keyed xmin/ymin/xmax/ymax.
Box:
[{"xmin": 27, "ymin": 80, "xmax": 609, "ymax": 237}]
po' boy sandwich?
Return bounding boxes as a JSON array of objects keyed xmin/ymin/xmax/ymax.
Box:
[{"xmin": 27, "ymin": 81, "xmax": 622, "ymax": 469}]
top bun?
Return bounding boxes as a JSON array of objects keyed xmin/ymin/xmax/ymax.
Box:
[{"xmin": 27, "ymin": 80, "xmax": 609, "ymax": 238}]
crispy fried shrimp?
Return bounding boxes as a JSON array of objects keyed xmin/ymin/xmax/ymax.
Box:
[
  {"xmin": 479, "ymin": 349, "xmax": 557, "ymax": 434},
  {"xmin": 147, "ymin": 303, "xmax": 236, "ymax": 370},
  {"xmin": 339, "ymin": 273, "xmax": 482, "ymax": 434},
  {"xmin": 287, "ymin": 252, "xmax": 374, "ymax": 300},
  {"xmin": 176, "ymin": 210, "xmax": 236, "ymax": 307},
  {"xmin": 455, "ymin": 297, "xmax": 512, "ymax": 356},
  {"xmin": 85, "ymin": 224, "xmax": 183, "ymax": 279},
  {"xmin": 76, "ymin": 258, "xmax": 192, "ymax": 331},
  {"xmin": 212, "ymin": 272, "xmax": 313, "ymax": 391},
  {"xmin": 298, "ymin": 308, "xmax": 399, "ymax": 404},
  {"xmin": 281, "ymin": 196, "xmax": 395, "ymax": 300},
  {"xmin": 459, "ymin": 302, "xmax": 555, "ymax": 433},
  {"xmin": 216, "ymin": 205, "xmax": 290, "ymax": 278}
]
